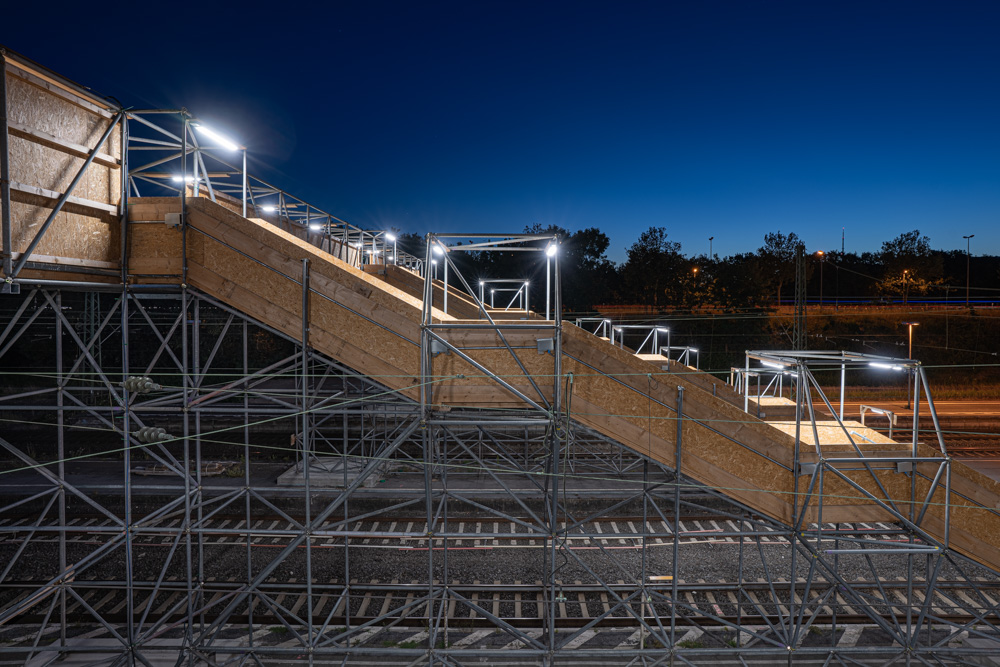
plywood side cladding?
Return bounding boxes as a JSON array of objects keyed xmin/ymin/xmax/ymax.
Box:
[
  {"xmin": 9, "ymin": 199, "xmax": 118, "ymax": 262},
  {"xmin": 366, "ymin": 264, "xmax": 484, "ymax": 319},
  {"xmin": 123, "ymin": 195, "xmax": 1000, "ymax": 572},
  {"xmin": 3, "ymin": 69, "xmax": 121, "ymax": 269},
  {"xmin": 187, "ymin": 191, "xmax": 359, "ymax": 264},
  {"xmin": 636, "ymin": 354, "xmax": 742, "ymax": 407}
]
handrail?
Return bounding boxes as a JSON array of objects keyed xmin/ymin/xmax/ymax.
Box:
[{"xmin": 123, "ymin": 109, "xmax": 423, "ymax": 273}]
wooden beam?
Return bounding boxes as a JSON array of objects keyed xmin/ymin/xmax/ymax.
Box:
[
  {"xmin": 8, "ymin": 120, "xmax": 119, "ymax": 169},
  {"xmin": 9, "ymin": 181, "xmax": 119, "ymax": 215},
  {"xmin": 4, "ymin": 62, "xmax": 115, "ymax": 119},
  {"xmin": 9, "ymin": 252, "xmax": 118, "ymax": 270}
]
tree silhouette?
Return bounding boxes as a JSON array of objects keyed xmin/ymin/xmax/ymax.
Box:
[
  {"xmin": 619, "ymin": 227, "xmax": 684, "ymax": 309},
  {"xmin": 758, "ymin": 231, "xmax": 803, "ymax": 306}
]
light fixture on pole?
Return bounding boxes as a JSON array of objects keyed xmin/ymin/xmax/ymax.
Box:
[
  {"xmin": 385, "ymin": 233, "xmax": 397, "ymax": 266},
  {"xmin": 709, "ymin": 236, "xmax": 714, "ymax": 258},
  {"xmin": 545, "ymin": 243, "xmax": 557, "ymax": 320},
  {"xmin": 816, "ymin": 251, "xmax": 824, "ymax": 307},
  {"xmin": 902, "ymin": 321, "xmax": 919, "ymax": 361},
  {"xmin": 903, "ymin": 270, "xmax": 909, "ymax": 306},
  {"xmin": 963, "ymin": 234, "xmax": 974, "ymax": 307},
  {"xmin": 193, "ymin": 123, "xmax": 239, "ymax": 151},
  {"xmin": 902, "ymin": 321, "xmax": 920, "ymax": 409},
  {"xmin": 431, "ymin": 243, "xmax": 449, "ymax": 313}
]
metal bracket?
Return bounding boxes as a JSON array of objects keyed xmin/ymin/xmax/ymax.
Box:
[
  {"xmin": 430, "ymin": 339, "xmax": 450, "ymax": 356},
  {"xmin": 1, "ymin": 279, "xmax": 19, "ymax": 294},
  {"xmin": 536, "ymin": 338, "xmax": 554, "ymax": 354},
  {"xmin": 896, "ymin": 462, "xmax": 913, "ymax": 474},
  {"xmin": 797, "ymin": 462, "xmax": 817, "ymax": 476},
  {"xmin": 165, "ymin": 212, "xmax": 182, "ymax": 228}
]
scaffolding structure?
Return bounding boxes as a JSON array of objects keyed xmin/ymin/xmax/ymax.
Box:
[{"xmin": 2, "ymin": 48, "xmax": 1000, "ymax": 665}]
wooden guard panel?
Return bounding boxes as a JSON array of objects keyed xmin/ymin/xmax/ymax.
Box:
[{"xmin": 3, "ymin": 60, "xmax": 121, "ymax": 281}]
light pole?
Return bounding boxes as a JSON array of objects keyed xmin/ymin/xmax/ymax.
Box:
[
  {"xmin": 432, "ymin": 243, "xmax": 447, "ymax": 313},
  {"xmin": 816, "ymin": 251, "xmax": 824, "ymax": 307},
  {"xmin": 902, "ymin": 321, "xmax": 919, "ymax": 409},
  {"xmin": 385, "ymin": 233, "xmax": 397, "ymax": 266},
  {"xmin": 709, "ymin": 236, "xmax": 714, "ymax": 258},
  {"xmin": 903, "ymin": 270, "xmax": 909, "ymax": 306},
  {"xmin": 546, "ymin": 243, "xmax": 557, "ymax": 320},
  {"xmin": 963, "ymin": 234, "xmax": 974, "ymax": 307}
]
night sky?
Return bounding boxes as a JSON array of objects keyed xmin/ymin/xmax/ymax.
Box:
[{"xmin": 4, "ymin": 1, "xmax": 999, "ymax": 262}]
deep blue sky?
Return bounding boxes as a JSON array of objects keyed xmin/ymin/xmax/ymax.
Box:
[{"xmin": 5, "ymin": 1, "xmax": 999, "ymax": 262}]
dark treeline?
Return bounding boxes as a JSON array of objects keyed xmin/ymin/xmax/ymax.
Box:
[{"xmin": 398, "ymin": 227, "xmax": 1000, "ymax": 314}]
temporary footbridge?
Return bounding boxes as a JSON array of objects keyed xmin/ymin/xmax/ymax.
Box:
[{"xmin": 4, "ymin": 47, "xmax": 1000, "ymax": 662}]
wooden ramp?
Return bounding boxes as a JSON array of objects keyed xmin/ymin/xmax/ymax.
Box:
[{"xmin": 128, "ymin": 196, "xmax": 1000, "ymax": 572}]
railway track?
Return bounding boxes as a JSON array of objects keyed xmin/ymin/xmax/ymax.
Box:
[
  {"xmin": 0, "ymin": 514, "xmax": 915, "ymax": 553},
  {"xmin": 2, "ymin": 577, "xmax": 999, "ymax": 629}
]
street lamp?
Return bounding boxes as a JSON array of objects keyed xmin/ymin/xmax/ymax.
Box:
[
  {"xmin": 903, "ymin": 270, "xmax": 909, "ymax": 306},
  {"xmin": 709, "ymin": 236, "xmax": 714, "ymax": 258},
  {"xmin": 902, "ymin": 321, "xmax": 920, "ymax": 409},
  {"xmin": 963, "ymin": 234, "xmax": 974, "ymax": 307},
  {"xmin": 816, "ymin": 251, "xmax": 824, "ymax": 307}
]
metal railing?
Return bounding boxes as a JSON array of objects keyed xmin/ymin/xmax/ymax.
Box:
[{"xmin": 124, "ymin": 109, "xmax": 422, "ymax": 273}]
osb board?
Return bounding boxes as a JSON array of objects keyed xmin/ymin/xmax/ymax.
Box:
[
  {"xmin": 186, "ymin": 256, "xmax": 422, "ymax": 389},
  {"xmin": 189, "ymin": 261, "xmax": 422, "ymax": 394},
  {"xmin": 635, "ymin": 354, "xmax": 741, "ymax": 407},
  {"xmin": 127, "ymin": 222, "xmax": 182, "ymax": 277},
  {"xmin": 800, "ymin": 457, "xmax": 1000, "ymax": 568},
  {"xmin": 557, "ymin": 325, "xmax": 802, "ymax": 520},
  {"xmin": 767, "ymin": 420, "xmax": 898, "ymax": 447},
  {"xmin": 3, "ymin": 71, "xmax": 121, "ymax": 266},
  {"xmin": 17, "ymin": 266, "xmax": 119, "ymax": 284},
  {"xmin": 5, "ymin": 72, "xmax": 120, "ymax": 166},
  {"xmin": 419, "ymin": 326, "xmax": 556, "ymax": 408},
  {"xmin": 125, "ymin": 198, "xmax": 487, "ymax": 402},
  {"xmin": 562, "ymin": 323, "xmax": 796, "ymax": 463},
  {"xmin": 183, "ymin": 198, "xmax": 433, "ymax": 322},
  {"xmin": 367, "ymin": 264, "xmax": 483, "ymax": 320},
  {"xmin": 8, "ymin": 199, "xmax": 118, "ymax": 264},
  {"xmin": 128, "ymin": 198, "xmax": 181, "ymax": 221},
  {"xmin": 568, "ymin": 393, "xmax": 794, "ymax": 522},
  {"xmin": 751, "ymin": 396, "xmax": 797, "ymax": 407}
]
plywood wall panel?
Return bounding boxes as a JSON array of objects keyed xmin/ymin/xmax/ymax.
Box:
[
  {"xmin": 3, "ymin": 68, "xmax": 121, "ymax": 275},
  {"xmin": 9, "ymin": 199, "xmax": 117, "ymax": 262}
]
